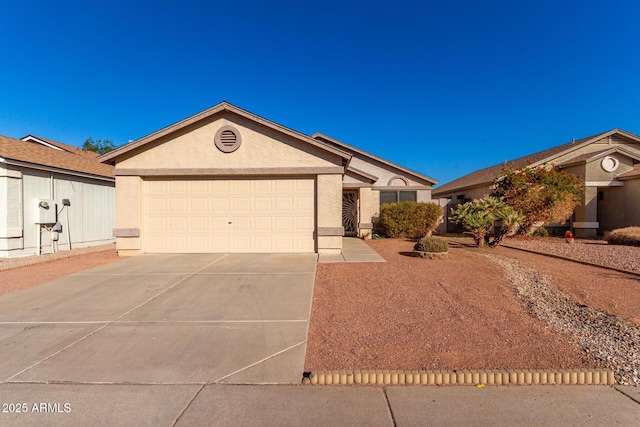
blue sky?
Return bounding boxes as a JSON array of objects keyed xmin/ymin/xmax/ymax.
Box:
[{"xmin": 1, "ymin": 0, "xmax": 639, "ymax": 186}]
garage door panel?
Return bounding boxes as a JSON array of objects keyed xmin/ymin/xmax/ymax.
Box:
[
  {"xmin": 275, "ymin": 180, "xmax": 293, "ymax": 191},
  {"xmin": 211, "ymin": 198, "xmax": 229, "ymax": 211},
  {"xmin": 168, "ymin": 236, "xmax": 188, "ymax": 252},
  {"xmin": 275, "ymin": 217, "xmax": 293, "ymax": 230},
  {"xmin": 254, "ymin": 198, "xmax": 272, "ymax": 211},
  {"xmin": 190, "ymin": 181, "xmax": 208, "ymax": 192},
  {"xmin": 233, "ymin": 198, "xmax": 251, "ymax": 212},
  {"xmin": 254, "ymin": 235, "xmax": 272, "ymax": 251},
  {"xmin": 190, "ymin": 198, "xmax": 208, "ymax": 211},
  {"xmin": 296, "ymin": 217, "xmax": 314, "ymax": 230},
  {"xmin": 254, "ymin": 217, "xmax": 272, "ymax": 230},
  {"xmin": 211, "ymin": 217, "xmax": 229, "ymax": 230},
  {"xmin": 296, "ymin": 196, "xmax": 314, "ymax": 210},
  {"xmin": 212, "ymin": 236, "xmax": 229, "ymax": 251},
  {"xmin": 275, "ymin": 198, "xmax": 293, "ymax": 211},
  {"xmin": 169, "ymin": 181, "xmax": 189, "ymax": 192},
  {"xmin": 147, "ymin": 217, "xmax": 167, "ymax": 232},
  {"xmin": 232, "ymin": 217, "xmax": 251, "ymax": 231},
  {"xmin": 143, "ymin": 178, "xmax": 315, "ymax": 253},
  {"xmin": 190, "ymin": 235, "xmax": 209, "ymax": 251},
  {"xmin": 190, "ymin": 217, "xmax": 209, "ymax": 231},
  {"xmin": 169, "ymin": 217, "xmax": 188, "ymax": 232},
  {"xmin": 148, "ymin": 199, "xmax": 166, "ymax": 212}
]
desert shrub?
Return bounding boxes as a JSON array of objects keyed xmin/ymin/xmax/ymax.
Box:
[
  {"xmin": 532, "ymin": 227, "xmax": 549, "ymax": 237},
  {"xmin": 492, "ymin": 165, "xmax": 583, "ymax": 235},
  {"xmin": 413, "ymin": 236, "xmax": 449, "ymax": 253},
  {"xmin": 380, "ymin": 201, "xmax": 443, "ymax": 239},
  {"xmin": 604, "ymin": 227, "xmax": 640, "ymax": 247}
]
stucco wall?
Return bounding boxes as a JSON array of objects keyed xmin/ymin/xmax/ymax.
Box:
[
  {"xmin": 317, "ymin": 174, "xmax": 343, "ymax": 254},
  {"xmin": 117, "ymin": 114, "xmax": 342, "ymax": 171},
  {"xmin": 584, "ymin": 155, "xmax": 634, "ymax": 182},
  {"xmin": 114, "ymin": 175, "xmax": 142, "ymax": 255},
  {"xmin": 358, "ymin": 187, "xmax": 379, "ymax": 236},
  {"xmin": 597, "ymin": 186, "xmax": 625, "ymax": 232},
  {"xmin": 621, "ymin": 179, "xmax": 640, "ymax": 228}
]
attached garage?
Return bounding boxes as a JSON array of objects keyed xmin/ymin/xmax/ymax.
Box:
[
  {"xmin": 143, "ymin": 177, "xmax": 315, "ymax": 253},
  {"xmin": 100, "ymin": 102, "xmax": 350, "ymax": 256}
]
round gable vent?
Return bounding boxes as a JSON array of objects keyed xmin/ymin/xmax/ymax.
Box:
[
  {"xmin": 601, "ymin": 155, "xmax": 619, "ymax": 172},
  {"xmin": 214, "ymin": 125, "xmax": 242, "ymax": 153}
]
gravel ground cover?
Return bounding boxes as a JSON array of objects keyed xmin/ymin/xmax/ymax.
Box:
[
  {"xmin": 486, "ymin": 253, "xmax": 639, "ymax": 386},
  {"xmin": 503, "ymin": 237, "xmax": 640, "ymax": 274}
]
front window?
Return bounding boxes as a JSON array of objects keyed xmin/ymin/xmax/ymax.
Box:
[{"xmin": 380, "ymin": 190, "xmax": 417, "ymax": 206}]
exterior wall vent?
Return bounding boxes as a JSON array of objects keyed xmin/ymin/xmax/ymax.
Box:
[{"xmin": 215, "ymin": 125, "xmax": 242, "ymax": 153}]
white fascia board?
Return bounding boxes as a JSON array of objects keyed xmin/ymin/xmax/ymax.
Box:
[{"xmin": 21, "ymin": 136, "xmax": 65, "ymax": 151}]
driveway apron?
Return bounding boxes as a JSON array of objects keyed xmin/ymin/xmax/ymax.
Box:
[{"xmin": 0, "ymin": 253, "xmax": 317, "ymax": 385}]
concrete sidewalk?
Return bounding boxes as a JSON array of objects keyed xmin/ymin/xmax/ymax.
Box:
[
  {"xmin": 0, "ymin": 383, "xmax": 638, "ymax": 426},
  {"xmin": 318, "ymin": 237, "xmax": 385, "ymax": 263}
]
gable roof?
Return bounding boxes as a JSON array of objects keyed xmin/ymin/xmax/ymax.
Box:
[
  {"xmin": 557, "ymin": 146, "xmax": 640, "ymax": 168},
  {"xmin": 433, "ymin": 128, "xmax": 640, "ymax": 196},
  {"xmin": 312, "ymin": 132, "xmax": 438, "ymax": 185},
  {"xmin": 99, "ymin": 102, "xmax": 352, "ymax": 166},
  {"xmin": 21, "ymin": 135, "xmax": 100, "ymax": 158},
  {"xmin": 0, "ymin": 134, "xmax": 114, "ymax": 179}
]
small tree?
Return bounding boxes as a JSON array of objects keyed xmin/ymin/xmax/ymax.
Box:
[
  {"xmin": 492, "ymin": 165, "xmax": 583, "ymax": 235},
  {"xmin": 380, "ymin": 201, "xmax": 444, "ymax": 239},
  {"xmin": 82, "ymin": 137, "xmax": 117, "ymax": 155},
  {"xmin": 449, "ymin": 196, "xmax": 522, "ymax": 247}
]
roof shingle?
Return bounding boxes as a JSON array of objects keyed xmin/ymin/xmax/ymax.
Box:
[
  {"xmin": 432, "ymin": 130, "xmax": 620, "ymax": 196},
  {"xmin": 0, "ymin": 135, "xmax": 114, "ymax": 178}
]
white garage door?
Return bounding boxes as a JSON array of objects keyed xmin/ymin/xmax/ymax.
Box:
[{"xmin": 143, "ymin": 178, "xmax": 315, "ymax": 253}]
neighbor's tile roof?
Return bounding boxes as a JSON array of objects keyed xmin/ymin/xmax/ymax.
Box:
[
  {"xmin": 432, "ymin": 132, "xmax": 608, "ymax": 196},
  {"xmin": 0, "ymin": 135, "xmax": 114, "ymax": 178}
]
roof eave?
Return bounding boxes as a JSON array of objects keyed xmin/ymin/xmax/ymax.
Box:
[
  {"xmin": 312, "ymin": 132, "xmax": 438, "ymax": 185},
  {"xmin": 1, "ymin": 157, "xmax": 114, "ymax": 182}
]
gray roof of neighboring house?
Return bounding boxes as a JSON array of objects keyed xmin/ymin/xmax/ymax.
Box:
[{"xmin": 432, "ymin": 129, "xmax": 640, "ymax": 196}]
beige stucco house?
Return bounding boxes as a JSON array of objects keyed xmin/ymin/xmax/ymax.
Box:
[
  {"xmin": 100, "ymin": 102, "xmax": 437, "ymax": 256},
  {"xmin": 433, "ymin": 129, "xmax": 640, "ymax": 238}
]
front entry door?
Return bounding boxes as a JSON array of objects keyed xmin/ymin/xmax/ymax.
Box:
[{"xmin": 342, "ymin": 191, "xmax": 358, "ymax": 236}]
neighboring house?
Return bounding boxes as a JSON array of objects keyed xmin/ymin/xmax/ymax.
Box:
[
  {"xmin": 0, "ymin": 135, "xmax": 115, "ymax": 257},
  {"xmin": 99, "ymin": 102, "xmax": 438, "ymax": 256},
  {"xmin": 433, "ymin": 129, "xmax": 640, "ymax": 238}
]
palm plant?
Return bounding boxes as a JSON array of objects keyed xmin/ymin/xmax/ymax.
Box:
[{"xmin": 450, "ymin": 196, "xmax": 523, "ymax": 247}]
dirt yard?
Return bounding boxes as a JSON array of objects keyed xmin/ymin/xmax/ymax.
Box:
[
  {"xmin": 304, "ymin": 238, "xmax": 640, "ymax": 373},
  {"xmin": 0, "ymin": 248, "xmax": 120, "ymax": 297}
]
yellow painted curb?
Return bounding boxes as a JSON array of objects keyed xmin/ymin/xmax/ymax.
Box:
[{"xmin": 303, "ymin": 369, "xmax": 615, "ymax": 386}]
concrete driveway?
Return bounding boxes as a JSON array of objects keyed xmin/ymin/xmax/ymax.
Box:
[{"xmin": 0, "ymin": 253, "xmax": 316, "ymax": 385}]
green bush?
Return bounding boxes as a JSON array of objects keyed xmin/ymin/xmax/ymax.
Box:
[
  {"xmin": 604, "ymin": 227, "xmax": 640, "ymax": 247},
  {"xmin": 413, "ymin": 236, "xmax": 449, "ymax": 253},
  {"xmin": 380, "ymin": 201, "xmax": 443, "ymax": 239},
  {"xmin": 532, "ymin": 227, "xmax": 549, "ymax": 237}
]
